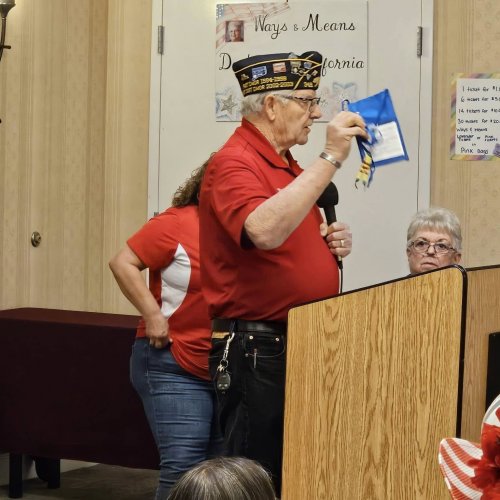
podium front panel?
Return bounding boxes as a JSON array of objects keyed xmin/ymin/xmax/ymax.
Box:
[
  {"xmin": 282, "ymin": 267, "xmax": 465, "ymax": 500},
  {"xmin": 462, "ymin": 265, "xmax": 500, "ymax": 441}
]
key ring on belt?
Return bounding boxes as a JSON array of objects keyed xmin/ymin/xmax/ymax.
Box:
[{"xmin": 217, "ymin": 331, "xmax": 235, "ymax": 373}]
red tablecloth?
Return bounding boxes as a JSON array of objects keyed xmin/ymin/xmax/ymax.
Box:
[{"xmin": 0, "ymin": 308, "xmax": 159, "ymax": 469}]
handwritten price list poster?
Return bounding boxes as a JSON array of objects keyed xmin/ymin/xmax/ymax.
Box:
[{"xmin": 451, "ymin": 73, "xmax": 500, "ymax": 160}]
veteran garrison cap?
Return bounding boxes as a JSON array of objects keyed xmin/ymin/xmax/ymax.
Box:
[{"xmin": 232, "ymin": 51, "xmax": 323, "ymax": 97}]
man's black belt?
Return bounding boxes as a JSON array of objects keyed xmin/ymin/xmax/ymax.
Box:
[{"xmin": 212, "ymin": 318, "xmax": 287, "ymax": 335}]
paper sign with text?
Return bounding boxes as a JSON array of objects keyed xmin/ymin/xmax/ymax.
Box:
[
  {"xmin": 215, "ymin": 1, "xmax": 367, "ymax": 122},
  {"xmin": 451, "ymin": 73, "xmax": 500, "ymax": 160}
]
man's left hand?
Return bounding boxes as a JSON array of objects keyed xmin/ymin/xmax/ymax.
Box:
[{"xmin": 320, "ymin": 221, "xmax": 352, "ymax": 258}]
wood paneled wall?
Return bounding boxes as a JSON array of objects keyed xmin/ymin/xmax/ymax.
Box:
[
  {"xmin": 102, "ymin": 0, "xmax": 152, "ymax": 313},
  {"xmin": 461, "ymin": 266, "xmax": 500, "ymax": 441},
  {"xmin": 432, "ymin": 0, "xmax": 500, "ymax": 267},
  {"xmin": 0, "ymin": 0, "xmax": 151, "ymax": 314}
]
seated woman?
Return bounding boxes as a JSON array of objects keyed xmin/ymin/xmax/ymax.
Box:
[
  {"xmin": 406, "ymin": 207, "xmax": 462, "ymax": 274},
  {"xmin": 167, "ymin": 456, "xmax": 276, "ymax": 500}
]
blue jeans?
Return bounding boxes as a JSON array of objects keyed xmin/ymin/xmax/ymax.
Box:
[
  {"xmin": 209, "ymin": 329, "xmax": 286, "ymax": 497},
  {"xmin": 130, "ymin": 339, "xmax": 222, "ymax": 500}
]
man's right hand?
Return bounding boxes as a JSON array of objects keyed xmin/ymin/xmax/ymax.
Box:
[{"xmin": 323, "ymin": 111, "xmax": 368, "ymax": 164}]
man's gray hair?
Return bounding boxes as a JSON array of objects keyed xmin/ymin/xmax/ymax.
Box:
[
  {"xmin": 240, "ymin": 90, "xmax": 292, "ymax": 116},
  {"xmin": 406, "ymin": 207, "xmax": 462, "ymax": 251}
]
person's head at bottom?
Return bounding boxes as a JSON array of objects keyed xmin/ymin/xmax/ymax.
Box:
[
  {"xmin": 406, "ymin": 207, "xmax": 462, "ymax": 274},
  {"xmin": 166, "ymin": 456, "xmax": 276, "ymax": 500}
]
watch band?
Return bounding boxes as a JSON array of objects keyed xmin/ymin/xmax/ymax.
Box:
[{"xmin": 319, "ymin": 151, "xmax": 342, "ymax": 169}]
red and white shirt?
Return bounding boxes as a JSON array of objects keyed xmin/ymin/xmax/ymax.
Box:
[{"xmin": 127, "ymin": 205, "xmax": 211, "ymax": 380}]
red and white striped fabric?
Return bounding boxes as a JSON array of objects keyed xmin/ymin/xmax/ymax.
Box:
[
  {"xmin": 438, "ymin": 394, "xmax": 500, "ymax": 499},
  {"xmin": 439, "ymin": 438, "xmax": 483, "ymax": 499}
]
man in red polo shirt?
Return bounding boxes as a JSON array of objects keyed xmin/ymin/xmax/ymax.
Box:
[{"xmin": 199, "ymin": 51, "xmax": 367, "ymax": 496}]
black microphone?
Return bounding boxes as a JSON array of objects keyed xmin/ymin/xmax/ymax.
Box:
[
  {"xmin": 316, "ymin": 182, "xmax": 338, "ymax": 225},
  {"xmin": 316, "ymin": 182, "xmax": 343, "ymax": 270}
]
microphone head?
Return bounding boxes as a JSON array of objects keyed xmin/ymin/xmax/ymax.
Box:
[{"xmin": 316, "ymin": 182, "xmax": 339, "ymax": 208}]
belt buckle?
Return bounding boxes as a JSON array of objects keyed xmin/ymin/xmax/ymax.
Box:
[{"xmin": 212, "ymin": 331, "xmax": 229, "ymax": 339}]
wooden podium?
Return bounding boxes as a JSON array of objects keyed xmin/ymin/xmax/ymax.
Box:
[
  {"xmin": 282, "ymin": 266, "xmax": 467, "ymax": 500},
  {"xmin": 461, "ymin": 264, "xmax": 500, "ymax": 440}
]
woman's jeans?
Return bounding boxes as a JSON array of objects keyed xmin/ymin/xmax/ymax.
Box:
[{"xmin": 130, "ymin": 339, "xmax": 222, "ymax": 500}]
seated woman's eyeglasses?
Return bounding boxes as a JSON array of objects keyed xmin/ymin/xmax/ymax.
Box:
[
  {"xmin": 276, "ymin": 94, "xmax": 321, "ymax": 111},
  {"xmin": 409, "ymin": 239, "xmax": 456, "ymax": 255}
]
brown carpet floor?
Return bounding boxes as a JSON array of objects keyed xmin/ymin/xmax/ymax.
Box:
[{"xmin": 0, "ymin": 464, "xmax": 158, "ymax": 500}]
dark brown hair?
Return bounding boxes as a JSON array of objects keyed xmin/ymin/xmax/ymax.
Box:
[{"xmin": 171, "ymin": 154, "xmax": 214, "ymax": 207}]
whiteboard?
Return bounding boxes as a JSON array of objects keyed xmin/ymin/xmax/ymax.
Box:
[{"xmin": 148, "ymin": 0, "xmax": 434, "ymax": 291}]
